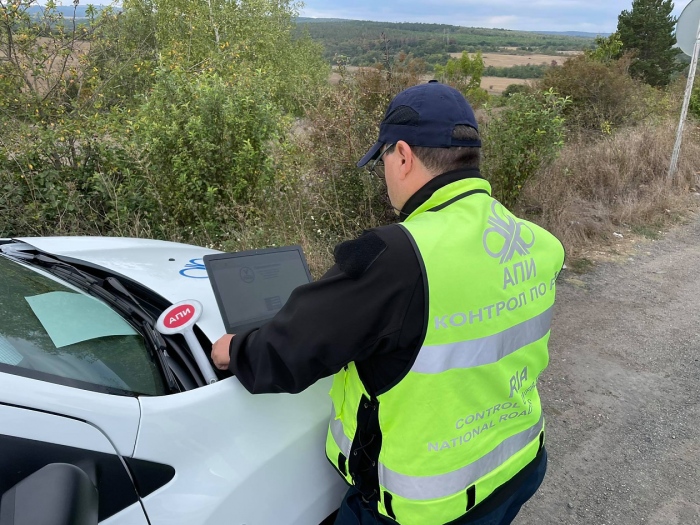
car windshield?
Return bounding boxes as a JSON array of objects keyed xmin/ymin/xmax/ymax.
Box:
[{"xmin": 0, "ymin": 256, "xmax": 165, "ymax": 396}]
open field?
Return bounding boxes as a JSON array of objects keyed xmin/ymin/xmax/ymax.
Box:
[
  {"xmin": 481, "ymin": 76, "xmax": 529, "ymax": 94},
  {"xmin": 450, "ymin": 52, "xmax": 574, "ymax": 67},
  {"xmin": 325, "ymin": 51, "xmax": 583, "ymax": 94}
]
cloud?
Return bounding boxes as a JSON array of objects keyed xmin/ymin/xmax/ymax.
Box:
[{"xmin": 484, "ymin": 16, "xmax": 519, "ymax": 27}]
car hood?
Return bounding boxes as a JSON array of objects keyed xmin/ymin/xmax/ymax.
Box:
[{"xmin": 14, "ymin": 237, "xmax": 226, "ymax": 342}]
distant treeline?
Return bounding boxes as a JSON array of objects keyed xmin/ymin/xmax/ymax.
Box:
[
  {"xmin": 484, "ymin": 64, "xmax": 551, "ymax": 79},
  {"xmin": 295, "ymin": 19, "xmax": 594, "ymax": 68}
]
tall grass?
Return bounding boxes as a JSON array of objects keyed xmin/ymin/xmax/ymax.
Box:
[{"xmin": 520, "ymin": 120, "xmax": 700, "ymax": 256}]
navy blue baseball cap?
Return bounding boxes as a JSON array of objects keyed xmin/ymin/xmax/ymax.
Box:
[{"xmin": 357, "ymin": 81, "xmax": 481, "ymax": 168}]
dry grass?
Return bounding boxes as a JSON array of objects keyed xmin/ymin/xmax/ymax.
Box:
[
  {"xmin": 450, "ymin": 53, "xmax": 571, "ymax": 67},
  {"xmin": 481, "ymin": 76, "xmax": 529, "ymax": 94},
  {"xmin": 520, "ymin": 120, "xmax": 700, "ymax": 258}
]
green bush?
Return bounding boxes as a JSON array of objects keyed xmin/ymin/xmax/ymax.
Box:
[
  {"xmin": 130, "ymin": 65, "xmax": 287, "ymax": 243},
  {"xmin": 501, "ymin": 83, "xmax": 531, "ymax": 98},
  {"xmin": 482, "ymin": 89, "xmax": 569, "ymax": 208},
  {"xmin": 0, "ymin": 0, "xmax": 328, "ymax": 246},
  {"xmin": 484, "ymin": 64, "xmax": 550, "ymax": 79},
  {"xmin": 540, "ymin": 55, "xmax": 658, "ymax": 132},
  {"xmin": 690, "ymin": 83, "xmax": 700, "ymax": 120},
  {"xmin": 0, "ymin": 116, "xmax": 144, "ymax": 237},
  {"xmin": 434, "ymin": 51, "xmax": 490, "ymax": 108}
]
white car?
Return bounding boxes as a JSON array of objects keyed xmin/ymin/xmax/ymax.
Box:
[{"xmin": 0, "ymin": 237, "xmax": 346, "ymax": 525}]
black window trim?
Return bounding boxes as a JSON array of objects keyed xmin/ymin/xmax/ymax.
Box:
[{"xmin": 0, "ymin": 361, "xmax": 144, "ymax": 398}]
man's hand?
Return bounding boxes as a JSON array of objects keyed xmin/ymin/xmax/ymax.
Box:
[{"xmin": 212, "ymin": 334, "xmax": 234, "ymax": 370}]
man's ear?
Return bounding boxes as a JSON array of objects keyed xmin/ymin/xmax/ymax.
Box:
[{"xmin": 395, "ymin": 140, "xmax": 413, "ymax": 180}]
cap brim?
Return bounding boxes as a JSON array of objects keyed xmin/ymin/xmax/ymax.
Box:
[{"xmin": 356, "ymin": 142, "xmax": 383, "ymax": 168}]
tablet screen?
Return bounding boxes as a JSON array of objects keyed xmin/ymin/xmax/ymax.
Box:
[{"xmin": 204, "ymin": 247, "xmax": 312, "ymax": 333}]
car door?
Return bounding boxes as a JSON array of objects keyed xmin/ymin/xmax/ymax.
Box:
[
  {"xmin": 0, "ymin": 390, "xmax": 149, "ymax": 525},
  {"xmin": 134, "ymin": 376, "xmax": 346, "ymax": 525}
]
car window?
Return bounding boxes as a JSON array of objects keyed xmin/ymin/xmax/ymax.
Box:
[{"xmin": 0, "ymin": 256, "xmax": 166, "ymax": 396}]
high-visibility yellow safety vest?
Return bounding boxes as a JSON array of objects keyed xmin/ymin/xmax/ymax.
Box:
[{"xmin": 326, "ymin": 176, "xmax": 565, "ymax": 525}]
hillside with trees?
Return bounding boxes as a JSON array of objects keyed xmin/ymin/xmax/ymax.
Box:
[
  {"xmin": 1, "ymin": 0, "xmax": 699, "ymax": 273},
  {"xmin": 294, "ymin": 18, "xmax": 594, "ymax": 67}
]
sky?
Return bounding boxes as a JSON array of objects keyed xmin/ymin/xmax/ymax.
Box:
[
  {"xmin": 70, "ymin": 0, "xmax": 692, "ymax": 34},
  {"xmin": 298, "ymin": 0, "xmax": 691, "ymax": 34}
]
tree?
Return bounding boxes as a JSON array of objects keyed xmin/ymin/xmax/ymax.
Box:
[
  {"xmin": 434, "ymin": 51, "xmax": 488, "ymax": 107},
  {"xmin": 585, "ymin": 32, "xmax": 624, "ymax": 63},
  {"xmin": 0, "ymin": 0, "xmax": 330, "ymax": 242},
  {"xmin": 482, "ymin": 89, "xmax": 569, "ymax": 208},
  {"xmin": 0, "ymin": 1, "xmax": 105, "ymax": 120},
  {"xmin": 119, "ymin": 0, "xmax": 328, "ymax": 113},
  {"xmin": 616, "ymin": 0, "xmax": 683, "ymax": 87}
]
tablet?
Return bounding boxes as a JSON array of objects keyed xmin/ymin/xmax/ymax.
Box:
[{"xmin": 203, "ymin": 246, "xmax": 312, "ymax": 334}]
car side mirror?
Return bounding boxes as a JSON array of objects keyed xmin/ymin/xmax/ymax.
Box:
[{"xmin": 0, "ymin": 463, "xmax": 98, "ymax": 525}]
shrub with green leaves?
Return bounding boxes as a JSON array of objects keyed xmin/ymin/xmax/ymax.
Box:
[
  {"xmin": 0, "ymin": 115, "xmax": 144, "ymax": 237},
  {"xmin": 690, "ymin": 83, "xmax": 700, "ymax": 120},
  {"xmin": 124, "ymin": 0, "xmax": 328, "ymax": 115},
  {"xmin": 501, "ymin": 83, "xmax": 531, "ymax": 99},
  {"xmin": 584, "ymin": 33, "xmax": 623, "ymax": 63},
  {"xmin": 0, "ymin": 0, "xmax": 328, "ymax": 245},
  {"xmin": 482, "ymin": 89, "xmax": 569, "ymax": 209},
  {"xmin": 540, "ymin": 55, "xmax": 659, "ymax": 132},
  {"xmin": 434, "ymin": 51, "xmax": 490, "ymax": 108},
  {"xmin": 130, "ymin": 65, "xmax": 287, "ymax": 243}
]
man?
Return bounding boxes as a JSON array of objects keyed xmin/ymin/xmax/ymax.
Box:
[{"xmin": 212, "ymin": 81, "xmax": 565, "ymax": 525}]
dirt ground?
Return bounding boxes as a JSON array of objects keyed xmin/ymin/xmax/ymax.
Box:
[{"xmin": 513, "ymin": 215, "xmax": 700, "ymax": 524}]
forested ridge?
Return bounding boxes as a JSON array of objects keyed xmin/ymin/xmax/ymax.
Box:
[{"xmin": 294, "ymin": 18, "xmax": 594, "ymax": 67}]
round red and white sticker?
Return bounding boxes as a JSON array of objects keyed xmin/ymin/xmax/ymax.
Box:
[{"xmin": 157, "ymin": 300, "xmax": 202, "ymax": 334}]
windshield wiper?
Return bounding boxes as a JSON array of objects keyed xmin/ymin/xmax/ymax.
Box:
[
  {"xmin": 140, "ymin": 321, "xmax": 178, "ymax": 391},
  {"xmin": 103, "ymin": 276, "xmax": 203, "ymax": 389},
  {"xmin": 20, "ymin": 254, "xmax": 181, "ymax": 393}
]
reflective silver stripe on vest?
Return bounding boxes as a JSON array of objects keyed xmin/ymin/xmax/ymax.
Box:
[
  {"xmin": 412, "ymin": 307, "xmax": 553, "ymax": 374},
  {"xmin": 330, "ymin": 405, "xmax": 353, "ymax": 458},
  {"xmin": 378, "ymin": 416, "xmax": 544, "ymax": 501}
]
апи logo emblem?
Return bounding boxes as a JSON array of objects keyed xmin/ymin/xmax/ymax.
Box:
[{"xmin": 482, "ymin": 201, "xmax": 535, "ymax": 264}]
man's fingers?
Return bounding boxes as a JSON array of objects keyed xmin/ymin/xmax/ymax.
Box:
[{"xmin": 211, "ymin": 334, "xmax": 233, "ymax": 371}]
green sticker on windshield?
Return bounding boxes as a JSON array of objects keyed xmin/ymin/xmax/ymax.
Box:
[{"xmin": 25, "ymin": 291, "xmax": 137, "ymax": 348}]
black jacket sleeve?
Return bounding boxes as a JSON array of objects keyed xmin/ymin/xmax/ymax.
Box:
[{"xmin": 227, "ymin": 225, "xmax": 425, "ymax": 394}]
